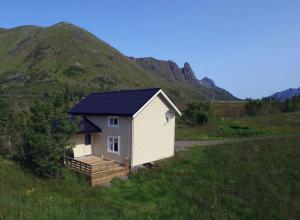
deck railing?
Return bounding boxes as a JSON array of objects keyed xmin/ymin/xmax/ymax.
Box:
[{"xmin": 64, "ymin": 156, "xmax": 115, "ymax": 176}]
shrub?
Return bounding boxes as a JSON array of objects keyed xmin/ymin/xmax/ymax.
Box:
[
  {"xmin": 245, "ymin": 96, "xmax": 300, "ymax": 116},
  {"xmin": 17, "ymin": 95, "xmax": 77, "ymax": 178},
  {"xmin": 281, "ymin": 96, "xmax": 300, "ymax": 112},
  {"xmin": 244, "ymin": 99, "xmax": 263, "ymax": 116},
  {"xmin": 181, "ymin": 102, "xmax": 212, "ymax": 125}
]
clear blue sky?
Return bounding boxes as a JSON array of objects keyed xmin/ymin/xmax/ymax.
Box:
[{"xmin": 1, "ymin": 0, "xmax": 300, "ymax": 98}]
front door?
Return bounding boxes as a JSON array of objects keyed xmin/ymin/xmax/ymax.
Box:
[{"xmin": 84, "ymin": 133, "xmax": 92, "ymax": 156}]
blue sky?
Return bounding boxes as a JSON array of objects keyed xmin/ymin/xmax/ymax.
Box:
[{"xmin": 1, "ymin": 0, "xmax": 300, "ymax": 98}]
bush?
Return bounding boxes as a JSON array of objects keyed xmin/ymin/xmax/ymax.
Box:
[
  {"xmin": 245, "ymin": 96, "xmax": 300, "ymax": 116},
  {"xmin": 181, "ymin": 102, "xmax": 212, "ymax": 125},
  {"xmin": 17, "ymin": 95, "xmax": 77, "ymax": 178},
  {"xmin": 281, "ymin": 96, "xmax": 300, "ymax": 112},
  {"xmin": 244, "ymin": 99, "xmax": 263, "ymax": 116}
]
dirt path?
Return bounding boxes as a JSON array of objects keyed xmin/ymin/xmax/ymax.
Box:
[{"xmin": 175, "ymin": 135, "xmax": 297, "ymax": 152}]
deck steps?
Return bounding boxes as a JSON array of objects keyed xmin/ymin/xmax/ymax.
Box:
[{"xmin": 91, "ymin": 167, "xmax": 129, "ymax": 186}]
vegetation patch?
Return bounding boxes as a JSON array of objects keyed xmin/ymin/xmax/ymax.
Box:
[
  {"xmin": 176, "ymin": 111, "xmax": 300, "ymax": 140},
  {"xmin": 244, "ymin": 96, "xmax": 300, "ymax": 116},
  {"xmin": 63, "ymin": 65, "xmax": 86, "ymax": 77},
  {"xmin": 229, "ymin": 124, "xmax": 249, "ymax": 130},
  {"xmin": 215, "ymin": 124, "xmax": 266, "ymax": 137},
  {"xmin": 0, "ymin": 92, "xmax": 77, "ymax": 177},
  {"xmin": 0, "ymin": 137, "xmax": 299, "ymax": 219}
]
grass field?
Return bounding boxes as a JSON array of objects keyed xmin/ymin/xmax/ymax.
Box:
[
  {"xmin": 211, "ymin": 101, "xmax": 246, "ymax": 118},
  {"xmin": 1, "ymin": 136, "xmax": 299, "ymax": 219},
  {"xmin": 176, "ymin": 111, "xmax": 300, "ymax": 140}
]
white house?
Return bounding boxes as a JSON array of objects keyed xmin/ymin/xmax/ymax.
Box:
[{"xmin": 68, "ymin": 88, "xmax": 181, "ymax": 169}]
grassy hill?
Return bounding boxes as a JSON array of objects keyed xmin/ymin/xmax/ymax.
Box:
[{"xmin": 0, "ymin": 22, "xmax": 237, "ymax": 103}]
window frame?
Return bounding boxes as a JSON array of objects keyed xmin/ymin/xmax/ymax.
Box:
[
  {"xmin": 84, "ymin": 133, "xmax": 91, "ymax": 145},
  {"xmin": 107, "ymin": 116, "xmax": 119, "ymax": 128},
  {"xmin": 107, "ymin": 136, "xmax": 120, "ymax": 155}
]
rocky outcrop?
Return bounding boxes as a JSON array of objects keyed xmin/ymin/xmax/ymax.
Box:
[
  {"xmin": 133, "ymin": 57, "xmax": 239, "ymax": 100},
  {"xmin": 167, "ymin": 60, "xmax": 185, "ymax": 81},
  {"xmin": 199, "ymin": 77, "xmax": 216, "ymax": 88},
  {"xmin": 182, "ymin": 62, "xmax": 198, "ymax": 82}
]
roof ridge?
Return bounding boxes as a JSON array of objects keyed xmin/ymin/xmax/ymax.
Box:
[
  {"xmin": 69, "ymin": 87, "xmax": 165, "ymax": 116},
  {"xmin": 90, "ymin": 88, "xmax": 161, "ymax": 95}
]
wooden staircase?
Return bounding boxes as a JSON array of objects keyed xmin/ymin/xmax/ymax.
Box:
[{"xmin": 65, "ymin": 155, "xmax": 130, "ymax": 186}]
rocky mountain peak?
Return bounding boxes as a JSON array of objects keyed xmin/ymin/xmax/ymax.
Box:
[
  {"xmin": 182, "ymin": 62, "xmax": 197, "ymax": 81},
  {"xmin": 199, "ymin": 77, "xmax": 216, "ymax": 88},
  {"xmin": 168, "ymin": 60, "xmax": 181, "ymax": 72}
]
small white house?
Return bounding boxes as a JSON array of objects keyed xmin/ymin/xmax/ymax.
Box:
[{"xmin": 69, "ymin": 88, "xmax": 181, "ymax": 168}]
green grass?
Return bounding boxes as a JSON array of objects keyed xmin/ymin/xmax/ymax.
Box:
[
  {"xmin": 176, "ymin": 111, "xmax": 300, "ymax": 140},
  {"xmin": 1, "ymin": 136, "xmax": 299, "ymax": 219}
]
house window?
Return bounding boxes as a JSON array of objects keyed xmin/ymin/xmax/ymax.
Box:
[
  {"xmin": 107, "ymin": 136, "xmax": 120, "ymax": 154},
  {"xmin": 85, "ymin": 134, "xmax": 91, "ymax": 145},
  {"xmin": 108, "ymin": 116, "xmax": 119, "ymax": 127}
]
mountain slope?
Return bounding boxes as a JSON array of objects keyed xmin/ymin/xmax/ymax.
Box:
[
  {"xmin": 0, "ymin": 22, "xmax": 237, "ymax": 102},
  {"xmin": 132, "ymin": 57, "xmax": 238, "ymax": 101},
  {"xmin": 271, "ymin": 87, "xmax": 300, "ymax": 100}
]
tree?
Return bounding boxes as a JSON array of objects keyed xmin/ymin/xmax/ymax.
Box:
[
  {"xmin": 18, "ymin": 95, "xmax": 76, "ymax": 178},
  {"xmin": 0, "ymin": 99, "xmax": 26, "ymax": 155}
]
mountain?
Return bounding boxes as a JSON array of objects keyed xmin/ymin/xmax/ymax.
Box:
[
  {"xmin": 0, "ymin": 22, "xmax": 238, "ymax": 102},
  {"xmin": 131, "ymin": 57, "xmax": 238, "ymax": 101},
  {"xmin": 271, "ymin": 87, "xmax": 300, "ymax": 100}
]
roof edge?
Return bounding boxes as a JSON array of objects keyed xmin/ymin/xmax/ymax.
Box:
[
  {"xmin": 68, "ymin": 112, "xmax": 132, "ymax": 116},
  {"xmin": 132, "ymin": 89, "xmax": 182, "ymax": 118},
  {"xmin": 83, "ymin": 116, "xmax": 102, "ymax": 132}
]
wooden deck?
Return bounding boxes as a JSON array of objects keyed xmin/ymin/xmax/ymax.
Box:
[{"xmin": 65, "ymin": 155, "xmax": 129, "ymax": 186}]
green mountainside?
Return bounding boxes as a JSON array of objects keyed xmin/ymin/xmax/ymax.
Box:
[{"xmin": 0, "ymin": 22, "xmax": 238, "ymax": 102}]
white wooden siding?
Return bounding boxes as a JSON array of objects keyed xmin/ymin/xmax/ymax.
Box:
[
  {"xmin": 132, "ymin": 94, "xmax": 175, "ymax": 166},
  {"xmin": 86, "ymin": 116, "xmax": 132, "ymax": 164},
  {"xmin": 70, "ymin": 134, "xmax": 94, "ymax": 157}
]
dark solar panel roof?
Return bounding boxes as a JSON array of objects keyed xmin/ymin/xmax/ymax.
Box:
[{"xmin": 69, "ymin": 88, "xmax": 161, "ymax": 116}]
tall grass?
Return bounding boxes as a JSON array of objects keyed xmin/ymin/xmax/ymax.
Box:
[
  {"xmin": 176, "ymin": 111, "xmax": 300, "ymax": 140},
  {"xmin": 1, "ymin": 136, "xmax": 299, "ymax": 219}
]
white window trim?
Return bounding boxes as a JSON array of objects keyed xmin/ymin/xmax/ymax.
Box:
[
  {"xmin": 107, "ymin": 116, "xmax": 119, "ymax": 128},
  {"xmin": 107, "ymin": 136, "xmax": 120, "ymax": 155}
]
